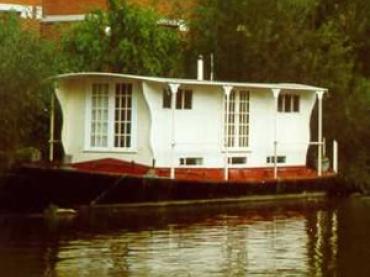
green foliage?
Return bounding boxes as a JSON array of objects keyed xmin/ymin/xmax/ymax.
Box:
[
  {"xmin": 14, "ymin": 147, "xmax": 41, "ymax": 164},
  {"xmin": 61, "ymin": 0, "xmax": 183, "ymax": 76},
  {"xmin": 0, "ymin": 15, "xmax": 58, "ymax": 168},
  {"xmin": 188, "ymin": 0, "xmax": 370, "ymax": 188},
  {"xmin": 189, "ymin": 0, "xmax": 351, "ymax": 83}
]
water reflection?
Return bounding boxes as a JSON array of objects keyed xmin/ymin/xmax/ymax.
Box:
[{"xmin": 0, "ymin": 199, "xmax": 368, "ymax": 276}]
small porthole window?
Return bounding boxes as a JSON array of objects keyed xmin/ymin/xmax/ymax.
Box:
[
  {"xmin": 179, "ymin": 157, "xmax": 203, "ymax": 166},
  {"xmin": 266, "ymin": 156, "xmax": 286, "ymax": 164},
  {"xmin": 228, "ymin": 157, "xmax": 247, "ymax": 165}
]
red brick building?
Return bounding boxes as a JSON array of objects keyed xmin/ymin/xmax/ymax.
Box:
[{"xmin": 0, "ymin": 0, "xmax": 194, "ymax": 36}]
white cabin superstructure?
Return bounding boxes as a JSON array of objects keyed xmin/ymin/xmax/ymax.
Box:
[{"xmin": 52, "ymin": 72, "xmax": 332, "ymax": 181}]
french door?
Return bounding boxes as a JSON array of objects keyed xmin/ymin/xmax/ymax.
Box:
[{"xmin": 224, "ymin": 90, "xmax": 250, "ymax": 149}]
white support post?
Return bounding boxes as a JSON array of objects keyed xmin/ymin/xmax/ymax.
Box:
[
  {"xmin": 49, "ymin": 92, "xmax": 55, "ymax": 162},
  {"xmin": 317, "ymin": 90, "xmax": 325, "ymax": 176},
  {"xmin": 223, "ymin": 85, "xmax": 233, "ymax": 181},
  {"xmin": 168, "ymin": 83, "xmax": 180, "ymax": 179},
  {"xmin": 271, "ymin": 88, "xmax": 281, "ymax": 179},
  {"xmin": 333, "ymin": 140, "xmax": 338, "ymax": 174}
]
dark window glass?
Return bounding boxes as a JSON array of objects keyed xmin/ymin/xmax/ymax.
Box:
[
  {"xmin": 180, "ymin": 157, "xmax": 203, "ymax": 166},
  {"xmin": 278, "ymin": 95, "xmax": 283, "ymax": 112},
  {"xmin": 285, "ymin": 94, "xmax": 292, "ymax": 112},
  {"xmin": 126, "ymin": 136, "xmax": 131, "ymax": 148},
  {"xmin": 277, "ymin": 156, "xmax": 286, "ymax": 163},
  {"xmin": 293, "ymin": 95, "xmax": 300, "ymax": 112},
  {"xmin": 176, "ymin": 90, "xmax": 183, "ymax": 109},
  {"xmin": 267, "ymin": 156, "xmax": 286, "ymax": 163},
  {"xmin": 163, "ymin": 89, "xmax": 171, "ymax": 108},
  {"xmin": 127, "ymin": 123, "xmax": 131, "ymax": 135},
  {"xmin": 229, "ymin": 157, "xmax": 247, "ymax": 164},
  {"xmin": 186, "ymin": 158, "xmax": 197, "ymax": 165},
  {"xmin": 184, "ymin": 90, "xmax": 192, "ymax": 109},
  {"xmin": 127, "ymin": 110, "xmax": 131, "ymax": 121}
]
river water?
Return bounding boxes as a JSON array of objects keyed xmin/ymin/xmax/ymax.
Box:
[{"xmin": 0, "ymin": 198, "xmax": 370, "ymax": 276}]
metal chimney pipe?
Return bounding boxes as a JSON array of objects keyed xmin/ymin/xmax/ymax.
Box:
[{"xmin": 197, "ymin": 55, "xmax": 204, "ymax": 81}]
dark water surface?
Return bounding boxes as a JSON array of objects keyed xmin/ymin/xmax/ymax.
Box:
[{"xmin": 1, "ymin": 198, "xmax": 370, "ymax": 276}]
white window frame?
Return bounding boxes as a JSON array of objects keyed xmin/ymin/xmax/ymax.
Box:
[
  {"xmin": 88, "ymin": 83, "xmax": 110, "ymax": 150},
  {"xmin": 228, "ymin": 156, "xmax": 248, "ymax": 168},
  {"xmin": 278, "ymin": 93, "xmax": 300, "ymax": 113},
  {"xmin": 84, "ymin": 80, "xmax": 137, "ymax": 153},
  {"xmin": 224, "ymin": 89, "xmax": 250, "ymax": 151}
]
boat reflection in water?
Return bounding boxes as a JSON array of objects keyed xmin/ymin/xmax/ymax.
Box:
[{"xmin": 0, "ymin": 198, "xmax": 368, "ymax": 276}]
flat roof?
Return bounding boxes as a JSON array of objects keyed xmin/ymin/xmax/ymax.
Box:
[{"xmin": 55, "ymin": 72, "xmax": 327, "ymax": 92}]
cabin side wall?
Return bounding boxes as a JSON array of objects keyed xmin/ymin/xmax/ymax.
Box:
[
  {"xmin": 144, "ymin": 84, "xmax": 317, "ymax": 169},
  {"xmin": 276, "ymin": 91, "xmax": 316, "ymax": 165},
  {"xmin": 143, "ymin": 82, "xmax": 224, "ymax": 168},
  {"xmin": 249, "ymin": 90, "xmax": 316, "ymax": 167},
  {"xmin": 56, "ymin": 77, "xmax": 317, "ymax": 170},
  {"xmin": 55, "ymin": 78, "xmax": 153, "ymax": 166}
]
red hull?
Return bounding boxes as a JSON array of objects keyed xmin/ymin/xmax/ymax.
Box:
[{"xmin": 71, "ymin": 158, "xmax": 334, "ymax": 182}]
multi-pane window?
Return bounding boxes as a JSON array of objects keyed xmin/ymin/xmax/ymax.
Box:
[
  {"xmin": 228, "ymin": 156, "xmax": 247, "ymax": 165},
  {"xmin": 239, "ymin": 91, "xmax": 249, "ymax": 147},
  {"xmin": 226, "ymin": 91, "xmax": 236, "ymax": 147},
  {"xmin": 91, "ymin": 84, "xmax": 109, "ymax": 147},
  {"xmin": 266, "ymin": 156, "xmax": 286, "ymax": 164},
  {"xmin": 163, "ymin": 89, "xmax": 192, "ymax": 109},
  {"xmin": 89, "ymin": 82, "xmax": 134, "ymax": 150},
  {"xmin": 114, "ymin": 83, "xmax": 132, "ymax": 148},
  {"xmin": 278, "ymin": 93, "xmax": 299, "ymax": 112},
  {"xmin": 179, "ymin": 157, "xmax": 203, "ymax": 166},
  {"xmin": 224, "ymin": 90, "xmax": 250, "ymax": 148}
]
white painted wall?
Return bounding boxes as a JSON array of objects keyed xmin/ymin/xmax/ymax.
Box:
[
  {"xmin": 143, "ymin": 83, "xmax": 317, "ymax": 168},
  {"xmin": 56, "ymin": 76, "xmax": 317, "ymax": 169},
  {"xmin": 55, "ymin": 77, "xmax": 153, "ymax": 166},
  {"xmin": 249, "ymin": 89, "xmax": 316, "ymax": 167},
  {"xmin": 143, "ymin": 82, "xmax": 224, "ymax": 168}
]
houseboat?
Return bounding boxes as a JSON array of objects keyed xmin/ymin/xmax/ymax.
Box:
[{"xmin": 50, "ymin": 63, "xmax": 337, "ymax": 183}]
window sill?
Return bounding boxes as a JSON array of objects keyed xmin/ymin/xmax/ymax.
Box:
[{"xmin": 83, "ymin": 148, "xmax": 138, "ymax": 154}]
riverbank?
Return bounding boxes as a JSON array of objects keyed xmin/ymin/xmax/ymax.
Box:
[{"xmin": 0, "ymin": 165, "xmax": 350, "ymax": 213}]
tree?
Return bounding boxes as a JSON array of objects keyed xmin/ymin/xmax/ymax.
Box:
[
  {"xmin": 61, "ymin": 0, "xmax": 184, "ymax": 76},
  {"xmin": 0, "ymin": 15, "xmax": 59, "ymax": 168}
]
